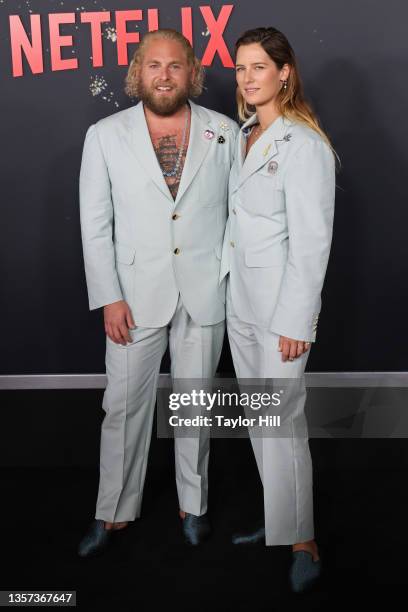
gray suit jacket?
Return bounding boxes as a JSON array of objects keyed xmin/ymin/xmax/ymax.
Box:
[
  {"xmin": 220, "ymin": 113, "xmax": 335, "ymax": 342},
  {"xmin": 80, "ymin": 100, "xmax": 239, "ymax": 326}
]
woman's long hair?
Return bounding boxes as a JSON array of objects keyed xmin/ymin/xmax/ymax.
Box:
[{"xmin": 236, "ymin": 27, "xmax": 333, "ymax": 148}]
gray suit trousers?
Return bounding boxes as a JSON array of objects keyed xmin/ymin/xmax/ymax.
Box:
[
  {"xmin": 95, "ymin": 295, "xmax": 225, "ymax": 522},
  {"xmin": 226, "ymin": 282, "xmax": 314, "ymax": 545}
]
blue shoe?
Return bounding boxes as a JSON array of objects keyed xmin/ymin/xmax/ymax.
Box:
[
  {"xmin": 78, "ymin": 520, "xmax": 112, "ymax": 558},
  {"xmin": 232, "ymin": 522, "xmax": 265, "ymax": 545},
  {"xmin": 181, "ymin": 513, "xmax": 211, "ymax": 545},
  {"xmin": 289, "ymin": 550, "xmax": 322, "ymax": 593}
]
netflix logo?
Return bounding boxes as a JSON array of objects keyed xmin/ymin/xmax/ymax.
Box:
[{"xmin": 9, "ymin": 5, "xmax": 235, "ymax": 78}]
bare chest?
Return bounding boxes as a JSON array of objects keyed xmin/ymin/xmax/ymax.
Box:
[{"xmin": 149, "ymin": 124, "xmax": 191, "ymax": 200}]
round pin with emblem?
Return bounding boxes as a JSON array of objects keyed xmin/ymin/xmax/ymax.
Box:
[
  {"xmin": 204, "ymin": 129, "xmax": 215, "ymax": 140},
  {"xmin": 268, "ymin": 161, "xmax": 279, "ymax": 174},
  {"xmin": 218, "ymin": 135, "xmax": 225, "ymax": 144}
]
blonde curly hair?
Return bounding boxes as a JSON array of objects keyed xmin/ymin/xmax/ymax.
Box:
[{"xmin": 125, "ymin": 29, "xmax": 204, "ymax": 98}]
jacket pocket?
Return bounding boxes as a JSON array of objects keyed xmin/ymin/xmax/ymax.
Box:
[
  {"xmin": 115, "ymin": 242, "xmax": 136, "ymax": 265},
  {"xmin": 257, "ymin": 161, "xmax": 283, "ymax": 188}
]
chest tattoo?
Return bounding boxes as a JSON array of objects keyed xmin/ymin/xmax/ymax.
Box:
[{"xmin": 152, "ymin": 133, "xmax": 189, "ymax": 200}]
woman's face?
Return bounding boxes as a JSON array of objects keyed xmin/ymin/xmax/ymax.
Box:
[{"xmin": 235, "ymin": 43, "xmax": 290, "ymax": 109}]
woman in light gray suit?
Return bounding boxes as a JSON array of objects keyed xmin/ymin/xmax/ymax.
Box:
[{"xmin": 220, "ymin": 27, "xmax": 336, "ymax": 592}]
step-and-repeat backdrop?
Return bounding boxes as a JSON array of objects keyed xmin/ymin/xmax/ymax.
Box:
[{"xmin": 1, "ymin": 0, "xmax": 407, "ymax": 374}]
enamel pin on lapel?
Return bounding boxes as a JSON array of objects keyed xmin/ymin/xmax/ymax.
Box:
[
  {"xmin": 283, "ymin": 133, "xmax": 292, "ymax": 141},
  {"xmin": 217, "ymin": 121, "xmax": 229, "ymax": 144},
  {"xmin": 263, "ymin": 144, "xmax": 272, "ymax": 157},
  {"xmin": 204, "ymin": 129, "xmax": 215, "ymax": 140},
  {"xmin": 268, "ymin": 161, "xmax": 278, "ymax": 174}
]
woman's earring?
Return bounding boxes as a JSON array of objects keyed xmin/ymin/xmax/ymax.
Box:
[{"xmin": 282, "ymin": 80, "xmax": 288, "ymax": 91}]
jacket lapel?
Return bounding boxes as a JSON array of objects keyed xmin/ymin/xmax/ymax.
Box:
[
  {"xmin": 234, "ymin": 114, "xmax": 293, "ymax": 192},
  {"xmin": 174, "ymin": 100, "xmax": 214, "ymax": 205},
  {"xmin": 127, "ymin": 101, "xmax": 173, "ymax": 203},
  {"xmin": 237, "ymin": 113, "xmax": 257, "ymax": 169},
  {"xmin": 125, "ymin": 100, "xmax": 215, "ymax": 205}
]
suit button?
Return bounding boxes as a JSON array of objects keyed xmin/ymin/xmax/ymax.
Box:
[
  {"xmin": 174, "ymin": 248, "xmax": 180, "ymax": 255},
  {"xmin": 172, "ymin": 214, "xmax": 179, "ymax": 220},
  {"xmin": 230, "ymin": 241, "xmax": 235, "ymax": 248}
]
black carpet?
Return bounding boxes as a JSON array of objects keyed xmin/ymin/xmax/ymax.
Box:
[{"xmin": 0, "ymin": 390, "xmax": 406, "ymax": 610}]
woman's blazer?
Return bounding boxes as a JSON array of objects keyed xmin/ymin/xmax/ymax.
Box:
[{"xmin": 220, "ymin": 113, "xmax": 336, "ymax": 342}]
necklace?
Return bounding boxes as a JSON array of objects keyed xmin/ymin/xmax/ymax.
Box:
[
  {"xmin": 252, "ymin": 123, "xmax": 266, "ymax": 140},
  {"xmin": 162, "ymin": 106, "xmax": 190, "ymax": 178}
]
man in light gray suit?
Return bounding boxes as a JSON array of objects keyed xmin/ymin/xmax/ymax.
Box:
[{"xmin": 78, "ymin": 29, "xmax": 238, "ymax": 557}]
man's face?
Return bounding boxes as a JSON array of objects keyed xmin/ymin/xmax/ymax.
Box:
[{"xmin": 138, "ymin": 38, "xmax": 193, "ymax": 116}]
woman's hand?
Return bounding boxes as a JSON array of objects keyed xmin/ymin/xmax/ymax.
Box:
[{"xmin": 278, "ymin": 336, "xmax": 310, "ymax": 362}]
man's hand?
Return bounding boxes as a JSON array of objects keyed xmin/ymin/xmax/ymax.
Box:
[
  {"xmin": 104, "ymin": 300, "xmax": 136, "ymax": 345},
  {"xmin": 278, "ymin": 336, "xmax": 310, "ymax": 362}
]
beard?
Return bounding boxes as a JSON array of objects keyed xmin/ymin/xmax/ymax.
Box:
[{"xmin": 138, "ymin": 78, "xmax": 190, "ymax": 116}]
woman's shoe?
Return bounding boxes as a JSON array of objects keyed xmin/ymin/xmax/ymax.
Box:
[
  {"xmin": 231, "ymin": 521, "xmax": 265, "ymax": 545},
  {"xmin": 289, "ymin": 550, "xmax": 322, "ymax": 593},
  {"xmin": 78, "ymin": 520, "xmax": 114, "ymax": 558}
]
